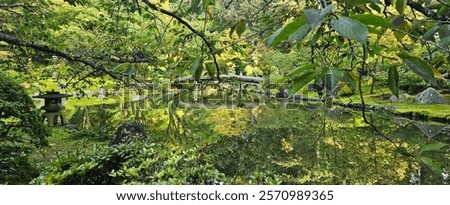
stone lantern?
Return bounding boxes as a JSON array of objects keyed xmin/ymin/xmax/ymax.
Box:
[{"xmin": 33, "ymin": 90, "xmax": 71, "ymax": 126}]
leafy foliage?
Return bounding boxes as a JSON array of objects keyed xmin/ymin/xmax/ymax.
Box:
[{"xmin": 0, "ymin": 72, "xmax": 49, "ymax": 184}]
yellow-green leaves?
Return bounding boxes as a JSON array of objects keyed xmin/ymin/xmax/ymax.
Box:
[
  {"xmin": 387, "ymin": 66, "xmax": 399, "ymax": 97},
  {"xmin": 331, "ymin": 18, "xmax": 368, "ymax": 45}
]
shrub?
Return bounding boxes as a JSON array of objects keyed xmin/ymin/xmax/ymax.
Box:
[{"xmin": 0, "ymin": 72, "xmax": 49, "ymax": 184}]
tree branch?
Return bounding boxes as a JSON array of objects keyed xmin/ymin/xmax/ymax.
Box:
[
  {"xmin": 140, "ymin": 0, "xmax": 221, "ymax": 81},
  {"xmin": 0, "ymin": 31, "xmax": 121, "ymax": 81},
  {"xmin": 407, "ymin": 0, "xmax": 447, "ymax": 21},
  {"xmin": 173, "ymin": 74, "xmax": 265, "ymax": 84}
]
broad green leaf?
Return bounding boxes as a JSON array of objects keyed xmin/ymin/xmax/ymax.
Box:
[
  {"xmin": 398, "ymin": 51, "xmax": 438, "ymax": 87},
  {"xmin": 235, "ymin": 20, "xmax": 246, "ymax": 37},
  {"xmin": 391, "ymin": 15, "xmax": 404, "ymax": 27},
  {"xmin": 438, "ymin": 36, "xmax": 450, "ymax": 47},
  {"xmin": 395, "ymin": 0, "xmax": 407, "ymax": 14},
  {"xmin": 266, "ymin": 15, "xmax": 308, "ymax": 47},
  {"xmin": 420, "ymin": 156, "xmax": 443, "ymax": 174},
  {"xmin": 304, "ymin": 8, "xmax": 321, "ymax": 29},
  {"xmin": 394, "ymin": 21, "xmax": 409, "ymax": 40},
  {"xmin": 126, "ymin": 66, "xmax": 134, "ymax": 76},
  {"xmin": 342, "ymin": 71, "xmax": 358, "ymax": 92},
  {"xmin": 368, "ymin": 3, "xmax": 382, "ymax": 13},
  {"xmin": 438, "ymin": 24, "xmax": 450, "ymax": 39},
  {"xmin": 319, "ymin": 4, "xmax": 334, "ymax": 20},
  {"xmin": 304, "ymin": 4, "xmax": 332, "ymax": 29},
  {"xmin": 229, "ymin": 22, "xmax": 237, "ymax": 37},
  {"xmin": 280, "ymin": 63, "xmax": 319, "ymax": 82},
  {"xmin": 331, "ymin": 18, "xmax": 368, "ymax": 44},
  {"xmin": 190, "ymin": 59, "xmax": 204, "ymax": 81},
  {"xmin": 190, "ymin": 0, "xmax": 201, "ymax": 12},
  {"xmin": 205, "ymin": 62, "xmax": 216, "ymax": 77},
  {"xmin": 338, "ymin": 0, "xmax": 379, "ymax": 6},
  {"xmin": 288, "ymin": 24, "xmax": 311, "ymax": 42},
  {"xmin": 438, "ymin": 5, "xmax": 450, "ymax": 17},
  {"xmin": 289, "ymin": 71, "xmax": 318, "ymax": 95},
  {"xmin": 350, "ymin": 14, "xmax": 392, "ymax": 28},
  {"xmin": 422, "ymin": 26, "xmax": 439, "ymax": 41},
  {"xmin": 388, "ymin": 66, "xmax": 399, "ymax": 97},
  {"xmin": 113, "ymin": 63, "xmax": 130, "ymax": 72},
  {"xmin": 419, "ymin": 142, "xmax": 449, "ymax": 155}
]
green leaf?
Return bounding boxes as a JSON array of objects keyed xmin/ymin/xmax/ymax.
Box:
[
  {"xmin": 368, "ymin": 3, "xmax": 382, "ymax": 13},
  {"xmin": 288, "ymin": 24, "xmax": 311, "ymax": 42},
  {"xmin": 391, "ymin": 15, "xmax": 404, "ymax": 27},
  {"xmin": 438, "ymin": 36, "xmax": 450, "ymax": 47},
  {"xmin": 342, "ymin": 71, "xmax": 358, "ymax": 93},
  {"xmin": 113, "ymin": 63, "xmax": 130, "ymax": 72},
  {"xmin": 393, "ymin": 20, "xmax": 409, "ymax": 40},
  {"xmin": 350, "ymin": 14, "xmax": 392, "ymax": 28},
  {"xmin": 388, "ymin": 66, "xmax": 399, "ymax": 97},
  {"xmin": 331, "ymin": 18, "xmax": 368, "ymax": 44},
  {"xmin": 280, "ymin": 63, "xmax": 319, "ymax": 82},
  {"xmin": 398, "ymin": 51, "xmax": 438, "ymax": 87},
  {"xmin": 338, "ymin": 0, "xmax": 379, "ymax": 6},
  {"xmin": 235, "ymin": 20, "xmax": 246, "ymax": 37},
  {"xmin": 395, "ymin": 0, "xmax": 407, "ymax": 14},
  {"xmin": 304, "ymin": 4, "xmax": 333, "ymax": 29},
  {"xmin": 420, "ymin": 156, "xmax": 443, "ymax": 174},
  {"xmin": 304, "ymin": 8, "xmax": 321, "ymax": 29},
  {"xmin": 190, "ymin": 59, "xmax": 204, "ymax": 81},
  {"xmin": 190, "ymin": 0, "xmax": 201, "ymax": 12},
  {"xmin": 289, "ymin": 71, "xmax": 318, "ymax": 95},
  {"xmin": 422, "ymin": 26, "xmax": 439, "ymax": 41},
  {"xmin": 203, "ymin": 0, "xmax": 210, "ymax": 10},
  {"xmin": 419, "ymin": 142, "xmax": 449, "ymax": 155},
  {"xmin": 266, "ymin": 15, "xmax": 308, "ymax": 47},
  {"xmin": 205, "ymin": 62, "xmax": 216, "ymax": 77},
  {"xmin": 438, "ymin": 23, "xmax": 450, "ymax": 40}
]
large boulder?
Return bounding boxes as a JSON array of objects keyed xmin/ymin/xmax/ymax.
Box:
[
  {"xmin": 414, "ymin": 87, "xmax": 445, "ymax": 104},
  {"xmin": 109, "ymin": 121, "xmax": 147, "ymax": 145}
]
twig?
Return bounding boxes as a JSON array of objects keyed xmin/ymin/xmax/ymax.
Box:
[{"xmin": 141, "ymin": 0, "xmax": 221, "ymax": 81}]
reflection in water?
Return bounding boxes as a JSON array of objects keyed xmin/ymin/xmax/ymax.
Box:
[
  {"xmin": 69, "ymin": 101, "xmax": 449, "ymax": 184},
  {"xmin": 413, "ymin": 122, "xmax": 447, "ymax": 138}
]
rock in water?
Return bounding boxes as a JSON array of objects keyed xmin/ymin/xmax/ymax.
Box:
[
  {"xmin": 110, "ymin": 121, "xmax": 147, "ymax": 145},
  {"xmin": 414, "ymin": 87, "xmax": 445, "ymax": 104}
]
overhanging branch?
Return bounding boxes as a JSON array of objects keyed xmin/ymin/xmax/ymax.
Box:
[
  {"xmin": 0, "ymin": 31, "xmax": 121, "ymax": 81},
  {"xmin": 173, "ymin": 74, "xmax": 265, "ymax": 84},
  {"xmin": 141, "ymin": 0, "xmax": 221, "ymax": 81},
  {"xmin": 407, "ymin": 0, "xmax": 447, "ymax": 21}
]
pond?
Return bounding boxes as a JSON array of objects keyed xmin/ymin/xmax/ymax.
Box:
[{"xmin": 60, "ymin": 95, "xmax": 450, "ymax": 185}]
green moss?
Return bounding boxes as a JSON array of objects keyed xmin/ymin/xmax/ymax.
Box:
[{"xmin": 342, "ymin": 85, "xmax": 450, "ymax": 119}]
